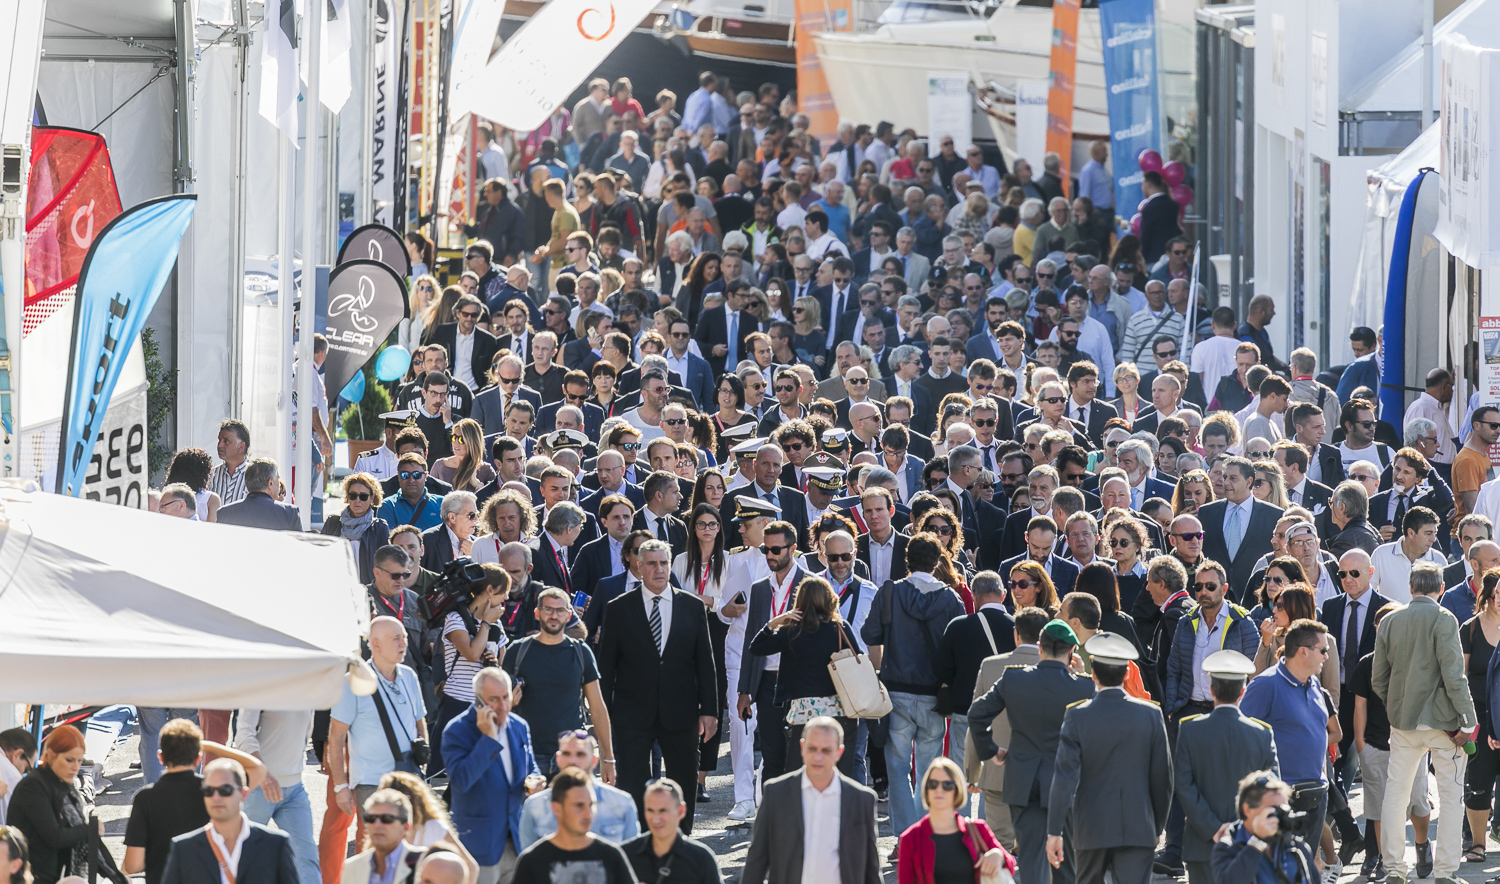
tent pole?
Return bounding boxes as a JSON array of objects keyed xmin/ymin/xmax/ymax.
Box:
[
  {"xmin": 230, "ymin": 0, "xmax": 251, "ymax": 419},
  {"xmin": 295, "ymin": 0, "xmax": 322, "ymax": 529},
  {"xmin": 277, "ymin": 139, "xmax": 295, "ymax": 484}
]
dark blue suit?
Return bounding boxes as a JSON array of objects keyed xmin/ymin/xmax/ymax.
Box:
[
  {"xmin": 160, "ymin": 821, "xmax": 299, "ymax": 884},
  {"xmin": 579, "ymin": 481, "xmax": 645, "ymax": 517},
  {"xmin": 1336, "ymin": 353, "xmax": 1382, "ymax": 405},
  {"xmin": 442, "ymin": 706, "xmax": 541, "ymax": 865},
  {"xmin": 965, "ymin": 330, "xmax": 1002, "ymax": 364},
  {"xmin": 675, "ymin": 350, "xmax": 716, "ymax": 411},
  {"xmin": 217, "ymin": 491, "xmax": 301, "ymax": 531},
  {"xmin": 536, "ymin": 399, "xmax": 605, "ymax": 438}
]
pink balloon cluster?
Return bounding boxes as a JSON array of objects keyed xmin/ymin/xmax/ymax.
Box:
[{"xmin": 1137, "ymin": 149, "xmax": 1194, "ymax": 208}]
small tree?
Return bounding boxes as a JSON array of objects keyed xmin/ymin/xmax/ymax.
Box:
[{"xmin": 339, "ymin": 368, "xmax": 392, "ymax": 441}]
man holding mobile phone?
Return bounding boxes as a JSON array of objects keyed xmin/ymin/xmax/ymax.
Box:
[{"xmin": 720, "ymin": 496, "xmax": 777, "ymax": 823}]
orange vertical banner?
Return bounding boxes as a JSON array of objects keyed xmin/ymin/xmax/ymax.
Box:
[
  {"xmin": 795, "ymin": 0, "xmax": 853, "ymax": 151},
  {"xmin": 1045, "ymin": 0, "xmax": 1080, "ymax": 197}
]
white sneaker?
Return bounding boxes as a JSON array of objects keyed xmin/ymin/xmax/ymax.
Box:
[
  {"xmin": 1321, "ymin": 859, "xmax": 1342, "ymax": 884},
  {"xmin": 727, "ymin": 800, "xmax": 757, "ymax": 822}
]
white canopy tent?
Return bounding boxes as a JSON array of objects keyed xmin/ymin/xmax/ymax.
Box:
[{"xmin": 0, "ymin": 485, "xmax": 372, "ymax": 709}]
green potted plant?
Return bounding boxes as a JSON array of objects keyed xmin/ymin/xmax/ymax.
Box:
[{"xmin": 340, "ymin": 368, "xmax": 392, "ymax": 467}]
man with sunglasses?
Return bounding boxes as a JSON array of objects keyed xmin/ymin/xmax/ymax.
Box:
[
  {"xmin": 376, "ymin": 454, "xmax": 445, "ymax": 532},
  {"xmin": 1322, "ymin": 397, "xmax": 1394, "ymax": 489},
  {"xmin": 758, "ymin": 368, "xmax": 807, "ymax": 436},
  {"xmin": 1318, "ymin": 547, "xmax": 1390, "ymax": 792},
  {"xmin": 367, "ymin": 545, "xmax": 432, "ymax": 688},
  {"xmin": 341, "ymin": 790, "xmax": 424, "ymax": 884},
  {"xmin": 160, "ymin": 759, "xmax": 298, "ymax": 884},
  {"xmin": 1163, "ymin": 557, "xmax": 1259, "ymax": 738},
  {"xmin": 430, "ymin": 294, "xmax": 499, "ymax": 393},
  {"xmin": 1454, "ymin": 405, "xmax": 1500, "ymax": 528}
]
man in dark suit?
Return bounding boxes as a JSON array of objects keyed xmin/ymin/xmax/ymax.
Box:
[
  {"xmin": 597, "ymin": 539, "xmax": 719, "ymax": 831},
  {"xmin": 217, "ymin": 459, "xmax": 301, "ymax": 531},
  {"xmin": 633, "ymin": 470, "xmax": 689, "ymax": 560},
  {"xmin": 428, "ymin": 295, "xmax": 499, "ymax": 393},
  {"xmin": 535, "ymin": 372, "xmax": 606, "ymax": 438},
  {"xmin": 740, "ymin": 718, "xmax": 882, "ymax": 884},
  {"xmin": 693, "ymin": 284, "xmax": 755, "ymax": 379},
  {"xmin": 721, "ymin": 446, "xmax": 810, "ymax": 550},
  {"xmin": 469, "ymin": 355, "xmax": 543, "ymax": 438},
  {"xmin": 1272, "ymin": 440, "xmax": 1333, "ymax": 511},
  {"xmin": 562, "ymin": 312, "xmax": 607, "ymax": 373},
  {"xmin": 853, "ymin": 487, "xmax": 910, "ymax": 587},
  {"xmin": 578, "ymin": 469, "xmax": 645, "ymax": 518},
  {"xmin": 935, "ymin": 573, "xmax": 1017, "ymax": 757},
  {"xmin": 883, "ymin": 349, "xmax": 936, "ymax": 436},
  {"xmin": 419, "ymin": 491, "xmax": 479, "ymax": 572},
  {"xmin": 852, "ymin": 220, "xmax": 898, "ymax": 286},
  {"xmin": 1197, "ymin": 458, "xmax": 1283, "ymax": 601},
  {"xmin": 570, "ymin": 493, "xmax": 636, "ymax": 600},
  {"xmin": 734, "ymin": 520, "xmax": 808, "ymax": 786},
  {"xmin": 161, "ymin": 758, "xmax": 299, "ymax": 884},
  {"xmin": 968, "ymin": 620, "xmax": 1096, "ymax": 884},
  {"xmin": 998, "ymin": 469, "xmax": 1059, "ymax": 562},
  {"xmin": 664, "ymin": 315, "xmax": 716, "ymax": 410},
  {"xmin": 1064, "ymin": 362, "xmax": 1120, "ymax": 449},
  {"xmin": 832, "ymin": 287, "xmax": 896, "ymax": 351},
  {"xmin": 1138, "ymin": 171, "xmax": 1182, "ymax": 264},
  {"xmin": 1174, "ymin": 649, "xmax": 1280, "ymax": 884},
  {"xmin": 814, "ymin": 257, "xmax": 858, "ymax": 355},
  {"xmin": 1369, "ymin": 455, "xmax": 1455, "ymax": 548},
  {"xmin": 1048, "ymin": 633, "xmax": 1173, "ymax": 884},
  {"xmin": 530, "ymin": 500, "xmax": 590, "ymax": 598},
  {"xmin": 1319, "ymin": 549, "xmax": 1391, "ymax": 800}
]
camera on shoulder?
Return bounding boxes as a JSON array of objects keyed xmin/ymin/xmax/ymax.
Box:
[{"xmin": 421, "ymin": 556, "xmax": 489, "ymax": 625}]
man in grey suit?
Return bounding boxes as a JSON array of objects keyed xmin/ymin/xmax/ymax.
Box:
[
  {"xmin": 964, "ymin": 607, "xmax": 1050, "ymax": 848},
  {"xmin": 1175, "ymin": 649, "xmax": 1280, "ymax": 884},
  {"xmin": 969, "ymin": 618, "xmax": 1095, "ymax": 884},
  {"xmin": 741, "ymin": 717, "xmax": 881, "ymax": 884},
  {"xmin": 1046, "ymin": 633, "xmax": 1173, "ymax": 884}
]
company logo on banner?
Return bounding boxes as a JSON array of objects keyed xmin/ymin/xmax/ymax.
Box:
[
  {"xmin": 467, "ymin": 0, "xmax": 661, "ymax": 133},
  {"xmin": 1098, "ymin": 0, "xmax": 1161, "ymax": 217},
  {"xmin": 1437, "ymin": 36, "xmax": 1500, "ymax": 268},
  {"xmin": 927, "ymin": 72, "xmax": 972, "ymax": 150},
  {"xmin": 24, "ymin": 129, "xmax": 123, "ymax": 332},
  {"xmin": 57, "ymin": 195, "xmax": 196, "ymax": 497},
  {"xmin": 338, "ymin": 223, "xmax": 413, "ymax": 278},
  {"xmin": 794, "ymin": 0, "xmax": 853, "ymax": 150},
  {"xmin": 323, "ymin": 260, "xmax": 410, "ymax": 398},
  {"xmin": 1045, "ymin": 0, "xmax": 1081, "ymax": 194},
  {"xmin": 371, "ymin": 0, "xmax": 400, "ymax": 229}
]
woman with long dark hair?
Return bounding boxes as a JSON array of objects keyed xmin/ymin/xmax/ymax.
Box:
[
  {"xmin": 711, "ymin": 374, "xmax": 756, "ymax": 463},
  {"xmin": 675, "ymin": 502, "xmax": 729, "ymax": 802},
  {"xmin": 1073, "ymin": 560, "xmax": 1142, "ymax": 654},
  {"xmin": 683, "ymin": 252, "xmax": 722, "ymax": 327},
  {"xmin": 690, "ymin": 468, "xmax": 728, "ymax": 513},
  {"xmin": 1008, "ymin": 559, "xmax": 1060, "ymax": 618},
  {"xmin": 748, "ymin": 575, "xmax": 863, "ymax": 776}
]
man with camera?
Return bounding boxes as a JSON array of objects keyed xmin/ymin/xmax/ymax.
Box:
[{"xmin": 1211, "ymin": 772, "xmax": 1318, "ymax": 884}]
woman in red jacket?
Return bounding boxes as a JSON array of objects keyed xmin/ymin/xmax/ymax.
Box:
[{"xmin": 898, "ymin": 756, "xmax": 1016, "ymax": 884}]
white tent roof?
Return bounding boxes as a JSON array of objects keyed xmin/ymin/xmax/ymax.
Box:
[
  {"xmin": 1368, "ymin": 120, "xmax": 1440, "ymax": 217},
  {"xmin": 0, "ymin": 486, "xmax": 370, "ymax": 709},
  {"xmin": 1345, "ymin": 0, "xmax": 1500, "ymax": 112}
]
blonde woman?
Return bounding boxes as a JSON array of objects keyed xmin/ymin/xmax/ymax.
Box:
[
  {"xmin": 422, "ymin": 285, "xmax": 465, "ymax": 344},
  {"xmin": 377, "ymin": 770, "xmax": 480, "ymax": 884},
  {"xmin": 1252, "ymin": 461, "xmax": 1289, "ymax": 509},
  {"xmin": 431, "ymin": 419, "xmax": 496, "ymax": 492},
  {"xmin": 951, "ymin": 191, "xmax": 991, "ymax": 241},
  {"xmin": 1172, "ymin": 469, "xmax": 1215, "ymax": 515},
  {"xmin": 599, "ymin": 267, "xmax": 624, "ymax": 303},
  {"xmin": 401, "ymin": 274, "xmax": 439, "ymax": 353},
  {"xmin": 1110, "ymin": 361, "xmax": 1144, "ymax": 424},
  {"xmin": 790, "ymin": 294, "xmax": 826, "ymax": 369}
]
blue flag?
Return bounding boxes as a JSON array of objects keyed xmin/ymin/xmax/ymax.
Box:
[
  {"xmin": 1098, "ymin": 0, "xmax": 1162, "ymax": 218},
  {"xmin": 57, "ymin": 195, "xmax": 196, "ymax": 496}
]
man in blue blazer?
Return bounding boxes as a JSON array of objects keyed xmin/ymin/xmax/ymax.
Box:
[
  {"xmin": 216, "ymin": 459, "xmax": 301, "ymax": 531},
  {"xmin": 1197, "ymin": 457, "xmax": 1284, "ymax": 602},
  {"xmin": 1336, "ymin": 326, "xmax": 1382, "ymax": 405},
  {"xmin": 161, "ymin": 758, "xmax": 299, "ymax": 884},
  {"xmin": 443, "ymin": 667, "xmax": 545, "ymax": 878},
  {"xmin": 535, "ymin": 373, "xmax": 606, "ymax": 438},
  {"xmin": 665, "ymin": 315, "xmax": 716, "ymax": 410}
]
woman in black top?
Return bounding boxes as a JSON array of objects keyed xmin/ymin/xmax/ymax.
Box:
[
  {"xmin": 748, "ymin": 575, "xmax": 861, "ymax": 777},
  {"xmin": 8, "ymin": 724, "xmax": 93, "ymax": 884},
  {"xmin": 1461, "ymin": 570, "xmax": 1500, "ymax": 863},
  {"xmin": 321, "ymin": 472, "xmax": 392, "ymax": 583},
  {"xmin": 1073, "ymin": 560, "xmax": 1143, "ymax": 656}
]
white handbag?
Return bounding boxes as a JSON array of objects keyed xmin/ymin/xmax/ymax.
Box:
[{"xmin": 827, "ymin": 626, "xmax": 893, "ymax": 719}]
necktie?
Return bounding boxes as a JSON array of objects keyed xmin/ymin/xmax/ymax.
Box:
[
  {"xmin": 657, "ymin": 517, "xmax": 669, "ymax": 542},
  {"xmin": 1226, "ymin": 504, "xmax": 1244, "ymax": 561},
  {"xmin": 983, "ymin": 445, "xmax": 995, "ymax": 472},
  {"xmin": 1393, "ymin": 492, "xmax": 1409, "ymax": 533},
  {"xmin": 1289, "ymin": 486, "xmax": 1300, "ymax": 504},
  {"xmin": 1343, "ymin": 599, "xmax": 1359, "ymax": 682},
  {"xmin": 649, "ymin": 595, "xmax": 664, "ymax": 653},
  {"xmin": 1131, "ymin": 488, "xmax": 1142, "ymax": 511},
  {"xmin": 727, "ymin": 310, "xmax": 739, "ymax": 367}
]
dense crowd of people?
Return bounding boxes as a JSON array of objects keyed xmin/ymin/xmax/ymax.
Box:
[{"xmin": 0, "ymin": 66, "xmax": 1495, "ymax": 884}]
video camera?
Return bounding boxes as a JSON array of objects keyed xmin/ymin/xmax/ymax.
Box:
[{"xmin": 421, "ymin": 556, "xmax": 489, "ymax": 625}]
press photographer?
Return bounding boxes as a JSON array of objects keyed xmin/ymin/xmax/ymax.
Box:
[
  {"xmin": 1211, "ymin": 772, "xmax": 1316, "ymax": 884},
  {"xmin": 425, "ymin": 558, "xmax": 512, "ymax": 777}
]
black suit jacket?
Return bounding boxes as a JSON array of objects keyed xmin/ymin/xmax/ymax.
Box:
[
  {"xmin": 1319, "ymin": 589, "xmax": 1393, "ymax": 665},
  {"xmin": 883, "ymin": 376, "xmax": 937, "ymax": 435},
  {"xmin": 562, "ymin": 337, "xmax": 601, "ymax": 373},
  {"xmin": 1290, "ymin": 478, "xmax": 1333, "ymax": 511},
  {"xmin": 570, "ymin": 534, "xmax": 622, "ymax": 605},
  {"xmin": 1139, "ymin": 193, "xmax": 1183, "ymax": 264},
  {"xmin": 934, "ymin": 607, "xmax": 1018, "ymax": 713},
  {"xmin": 833, "ymin": 309, "xmax": 896, "ymax": 353},
  {"xmin": 692, "ymin": 304, "xmax": 756, "ymax": 378},
  {"xmin": 429, "ymin": 323, "xmax": 499, "ymax": 388},
  {"xmin": 530, "ymin": 530, "xmax": 579, "ymax": 595},
  {"xmin": 597, "ymin": 587, "xmax": 718, "ymax": 731},
  {"xmin": 633, "ymin": 509, "xmax": 688, "ymax": 561},
  {"xmin": 1369, "ymin": 481, "xmax": 1455, "ymax": 547},
  {"xmin": 419, "ymin": 523, "xmax": 456, "ymax": 572},
  {"xmin": 1070, "ymin": 399, "xmax": 1120, "ymax": 448},
  {"xmin": 815, "ymin": 284, "xmax": 857, "ymax": 340},
  {"xmin": 1197, "ymin": 499, "xmax": 1284, "ymax": 602},
  {"xmin": 721, "ymin": 483, "xmax": 811, "ymax": 550},
  {"xmin": 579, "ymin": 481, "xmax": 645, "ymax": 517},
  {"xmin": 1138, "ymin": 371, "xmax": 1210, "ymax": 410},
  {"xmin": 161, "ymin": 822, "xmax": 299, "ymax": 884},
  {"xmin": 856, "ymin": 530, "xmax": 910, "ymax": 585},
  {"xmin": 217, "ymin": 492, "xmax": 301, "ymax": 531}
]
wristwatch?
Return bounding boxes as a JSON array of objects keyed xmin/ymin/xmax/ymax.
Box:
[
  {"xmin": 334, "ymin": 782, "xmax": 350, "ymax": 793},
  {"xmin": 1247, "ymin": 836, "xmax": 1270, "ymax": 854}
]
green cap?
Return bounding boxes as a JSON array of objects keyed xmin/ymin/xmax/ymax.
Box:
[{"xmin": 1041, "ymin": 619, "xmax": 1079, "ymax": 646}]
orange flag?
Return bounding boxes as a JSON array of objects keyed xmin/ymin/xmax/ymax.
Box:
[{"xmin": 1045, "ymin": 0, "xmax": 1081, "ymax": 197}]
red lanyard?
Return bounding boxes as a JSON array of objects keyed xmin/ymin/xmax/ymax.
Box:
[
  {"xmin": 553, "ymin": 543, "xmax": 571, "ymax": 592},
  {"xmin": 771, "ymin": 574, "xmax": 795, "ymax": 616},
  {"xmin": 376, "ymin": 591, "xmax": 405, "ymax": 623},
  {"xmin": 697, "ymin": 564, "xmax": 712, "ymax": 597}
]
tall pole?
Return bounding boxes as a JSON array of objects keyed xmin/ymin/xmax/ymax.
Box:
[
  {"xmin": 1421, "ymin": 0, "xmax": 1434, "ymax": 128},
  {"xmin": 296, "ymin": 0, "xmax": 322, "ymax": 529},
  {"xmin": 277, "ymin": 140, "xmax": 295, "ymax": 481}
]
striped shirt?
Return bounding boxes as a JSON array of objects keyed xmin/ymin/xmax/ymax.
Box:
[
  {"xmin": 208, "ymin": 460, "xmax": 249, "ymax": 505},
  {"xmin": 442, "ymin": 610, "xmax": 504, "ymax": 701}
]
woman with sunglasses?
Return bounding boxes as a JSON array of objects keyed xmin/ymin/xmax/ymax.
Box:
[
  {"xmin": 1008, "ymin": 560, "xmax": 1060, "ymax": 618},
  {"xmin": 433, "ymin": 420, "xmax": 495, "ymax": 494},
  {"xmin": 748, "ymin": 576, "xmax": 864, "ymax": 776},
  {"xmin": 674, "ymin": 502, "xmax": 731, "ymax": 803},
  {"xmin": 321, "ymin": 472, "xmax": 392, "ymax": 583},
  {"xmin": 896, "ymin": 756, "xmax": 1014, "ymax": 884},
  {"xmin": 711, "ymin": 374, "xmax": 757, "ymax": 464},
  {"xmin": 1248, "ymin": 556, "xmax": 1306, "ymax": 627},
  {"xmin": 790, "ymin": 295, "xmax": 827, "ymax": 370},
  {"xmin": 1252, "ymin": 585, "xmax": 1340, "ymax": 695},
  {"xmin": 915, "ymin": 508, "xmax": 971, "ymax": 578},
  {"xmin": 1110, "ymin": 362, "xmax": 1144, "ymax": 426},
  {"xmin": 764, "ymin": 278, "xmax": 790, "ymax": 322},
  {"xmin": 401, "ymin": 274, "xmax": 439, "ymax": 355},
  {"xmin": 1106, "ymin": 516, "xmax": 1152, "ymax": 614},
  {"xmin": 741, "ymin": 288, "xmax": 771, "ymax": 332},
  {"xmin": 8, "ymin": 725, "xmax": 95, "ymax": 884},
  {"xmin": 1172, "ymin": 469, "xmax": 1215, "ymax": 516},
  {"xmin": 1252, "ymin": 461, "xmax": 1289, "ymax": 508}
]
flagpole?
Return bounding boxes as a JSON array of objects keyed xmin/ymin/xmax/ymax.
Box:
[
  {"xmin": 1182, "ymin": 242, "xmax": 1201, "ymax": 360},
  {"xmin": 296, "ymin": 0, "xmax": 322, "ymax": 529},
  {"xmin": 278, "ymin": 137, "xmax": 295, "ymax": 483}
]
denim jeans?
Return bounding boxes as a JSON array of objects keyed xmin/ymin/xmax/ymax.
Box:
[
  {"xmin": 885, "ymin": 691, "xmax": 946, "ymax": 838},
  {"xmin": 136, "ymin": 707, "xmax": 198, "ymax": 784},
  {"xmin": 243, "ymin": 780, "xmax": 320, "ymax": 884}
]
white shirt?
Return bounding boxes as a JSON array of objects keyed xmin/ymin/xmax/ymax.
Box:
[
  {"xmin": 1403, "ymin": 392, "xmax": 1456, "ymax": 464},
  {"xmin": 888, "ymin": 457, "xmax": 914, "ymax": 504},
  {"xmin": 207, "ymin": 813, "xmax": 253, "ymax": 884},
  {"xmin": 1369, "ymin": 540, "xmax": 1447, "ymax": 604},
  {"xmin": 489, "ymin": 724, "xmax": 515, "ymax": 783},
  {"xmin": 1190, "ymin": 335, "xmax": 1240, "ymax": 399},
  {"xmin": 1069, "ymin": 396, "xmax": 1093, "ymax": 429},
  {"xmin": 642, "ymin": 584, "xmax": 674, "ymax": 655},
  {"xmin": 764, "ymin": 566, "xmax": 801, "ymax": 671},
  {"xmin": 868, "ymin": 530, "xmax": 896, "ymax": 587},
  {"xmin": 808, "ymin": 231, "xmax": 850, "ymax": 262},
  {"xmin": 1190, "ymin": 603, "xmax": 1230, "ymax": 701},
  {"xmin": 801, "ymin": 771, "xmax": 843, "ymax": 882},
  {"xmin": 777, "ymin": 203, "xmax": 807, "ymax": 231},
  {"xmin": 830, "ymin": 570, "xmax": 877, "ymax": 651},
  {"xmin": 624, "ymin": 407, "xmax": 667, "ymax": 443},
  {"xmin": 825, "ymin": 286, "xmax": 853, "ymax": 348},
  {"xmin": 1287, "ymin": 477, "xmax": 1309, "ymax": 506},
  {"xmin": 455, "ymin": 329, "xmax": 477, "ymax": 388}
]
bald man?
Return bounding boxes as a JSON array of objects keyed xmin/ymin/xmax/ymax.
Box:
[
  {"xmin": 845, "ymin": 400, "xmax": 886, "ymax": 456},
  {"xmin": 1442, "ymin": 539, "xmax": 1500, "ymax": 622},
  {"xmin": 1322, "ymin": 547, "xmax": 1392, "ymax": 807},
  {"xmin": 416, "ymin": 853, "xmax": 467, "ymax": 884}
]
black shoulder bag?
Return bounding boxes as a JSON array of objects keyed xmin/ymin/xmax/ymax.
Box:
[{"xmin": 370, "ymin": 677, "xmax": 427, "ymax": 771}]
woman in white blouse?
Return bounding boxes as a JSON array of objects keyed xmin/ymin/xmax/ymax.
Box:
[{"xmin": 673, "ymin": 502, "xmax": 730, "ymax": 803}]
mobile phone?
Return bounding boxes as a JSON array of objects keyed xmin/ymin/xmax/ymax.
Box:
[
  {"xmin": 731, "ymin": 592, "xmax": 747, "ymax": 606},
  {"xmin": 573, "ymin": 591, "xmax": 590, "ymax": 608}
]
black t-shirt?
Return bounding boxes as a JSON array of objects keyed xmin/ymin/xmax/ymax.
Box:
[
  {"xmin": 622, "ymin": 832, "xmax": 722, "ymax": 884},
  {"xmin": 932, "ymin": 830, "xmax": 974, "ymax": 884},
  {"xmin": 123, "ymin": 769, "xmax": 209, "ymax": 884},
  {"xmin": 511, "ymin": 837, "xmax": 635, "ymax": 884},
  {"xmin": 502, "ymin": 637, "xmax": 600, "ymax": 759},
  {"xmin": 1460, "ymin": 616, "xmax": 1496, "ymax": 711},
  {"xmin": 1351, "ymin": 653, "xmax": 1392, "ymax": 751}
]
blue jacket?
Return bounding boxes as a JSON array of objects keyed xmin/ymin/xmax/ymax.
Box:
[
  {"xmin": 1336, "ymin": 353, "xmax": 1381, "ymax": 405},
  {"xmin": 1163, "ymin": 602, "xmax": 1260, "ymax": 715},
  {"xmin": 442, "ymin": 706, "xmax": 541, "ymax": 865}
]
